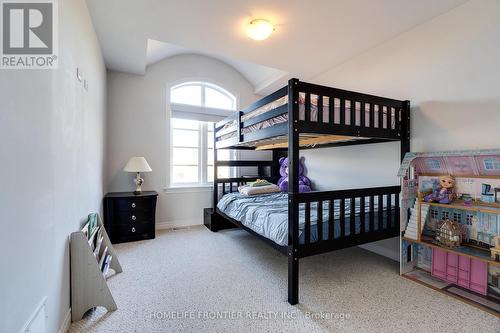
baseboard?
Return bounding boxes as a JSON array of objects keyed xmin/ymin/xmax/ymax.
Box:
[
  {"xmin": 156, "ymin": 218, "xmax": 202, "ymax": 230},
  {"xmin": 58, "ymin": 308, "xmax": 71, "ymax": 333},
  {"xmin": 359, "ymin": 237, "xmax": 399, "ymax": 262},
  {"xmin": 19, "ymin": 296, "xmax": 47, "ymax": 333}
]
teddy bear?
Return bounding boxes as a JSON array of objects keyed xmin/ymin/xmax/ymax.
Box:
[{"xmin": 277, "ymin": 157, "xmax": 312, "ymax": 192}]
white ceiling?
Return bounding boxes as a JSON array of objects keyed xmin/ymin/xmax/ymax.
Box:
[{"xmin": 86, "ymin": 0, "xmax": 467, "ymax": 94}]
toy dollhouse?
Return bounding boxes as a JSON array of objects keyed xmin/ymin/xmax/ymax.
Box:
[
  {"xmin": 399, "ymin": 149, "xmax": 500, "ymax": 316},
  {"xmin": 435, "ymin": 219, "xmax": 461, "ymax": 248}
]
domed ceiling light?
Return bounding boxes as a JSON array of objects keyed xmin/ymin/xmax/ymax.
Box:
[{"xmin": 246, "ymin": 19, "xmax": 275, "ymax": 41}]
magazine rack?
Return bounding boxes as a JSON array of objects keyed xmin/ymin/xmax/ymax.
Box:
[{"xmin": 70, "ymin": 214, "xmax": 122, "ymax": 322}]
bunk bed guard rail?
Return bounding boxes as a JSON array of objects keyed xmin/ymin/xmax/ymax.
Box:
[{"xmin": 292, "ymin": 185, "xmax": 400, "ymax": 257}]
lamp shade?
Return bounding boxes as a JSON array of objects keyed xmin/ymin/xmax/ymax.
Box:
[{"xmin": 123, "ymin": 157, "xmax": 152, "ymax": 172}]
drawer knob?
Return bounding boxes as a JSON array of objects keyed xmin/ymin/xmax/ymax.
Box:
[
  {"xmin": 131, "ymin": 202, "xmax": 136, "ymax": 208},
  {"xmin": 132, "ymin": 227, "xmax": 136, "ymax": 233},
  {"xmin": 131, "ymin": 215, "xmax": 137, "ymax": 221}
]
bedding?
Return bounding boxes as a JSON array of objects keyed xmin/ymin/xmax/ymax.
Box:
[
  {"xmin": 219, "ymin": 93, "xmax": 397, "ymax": 142},
  {"xmin": 217, "ymin": 192, "xmax": 394, "ymax": 246}
]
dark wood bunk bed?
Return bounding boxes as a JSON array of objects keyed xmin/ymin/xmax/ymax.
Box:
[{"xmin": 209, "ymin": 78, "xmax": 410, "ymax": 305}]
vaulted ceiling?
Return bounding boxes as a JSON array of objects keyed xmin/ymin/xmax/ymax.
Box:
[
  {"xmin": 86, "ymin": 0, "xmax": 467, "ymax": 94},
  {"xmin": 145, "ymin": 39, "xmax": 288, "ymax": 94}
]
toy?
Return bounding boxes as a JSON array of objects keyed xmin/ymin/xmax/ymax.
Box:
[
  {"xmin": 424, "ymin": 175, "xmax": 455, "ymax": 204},
  {"xmin": 277, "ymin": 157, "xmax": 312, "ymax": 192},
  {"xmin": 399, "ymin": 150, "xmax": 500, "ymax": 313},
  {"xmin": 481, "ymin": 183, "xmax": 495, "ymax": 204},
  {"xmin": 435, "ymin": 219, "xmax": 461, "ymax": 248},
  {"xmin": 460, "ymin": 193, "xmax": 473, "ymax": 206},
  {"xmin": 432, "ymin": 248, "xmax": 488, "ymax": 295},
  {"xmin": 491, "ymin": 236, "xmax": 500, "ymax": 261}
]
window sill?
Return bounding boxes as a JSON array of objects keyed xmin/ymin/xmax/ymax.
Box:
[{"xmin": 164, "ymin": 185, "xmax": 213, "ymax": 194}]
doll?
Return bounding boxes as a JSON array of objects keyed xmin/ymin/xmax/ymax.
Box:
[{"xmin": 424, "ymin": 175, "xmax": 455, "ymax": 204}]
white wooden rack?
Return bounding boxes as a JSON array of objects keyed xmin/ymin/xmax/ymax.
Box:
[{"xmin": 70, "ymin": 214, "xmax": 122, "ymax": 322}]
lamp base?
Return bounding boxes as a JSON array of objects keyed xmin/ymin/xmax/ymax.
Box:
[{"xmin": 133, "ymin": 172, "xmax": 144, "ymax": 195}]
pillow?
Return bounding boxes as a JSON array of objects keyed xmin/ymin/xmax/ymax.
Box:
[{"xmin": 238, "ymin": 184, "xmax": 281, "ymax": 196}]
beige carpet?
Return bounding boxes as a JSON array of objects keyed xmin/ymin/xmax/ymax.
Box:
[{"xmin": 69, "ymin": 226, "xmax": 499, "ymax": 332}]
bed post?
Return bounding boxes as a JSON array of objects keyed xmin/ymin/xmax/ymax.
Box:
[
  {"xmin": 287, "ymin": 78, "xmax": 300, "ymax": 305},
  {"xmin": 213, "ymin": 129, "xmax": 218, "ymax": 210},
  {"xmin": 401, "ymin": 100, "xmax": 411, "ymax": 161},
  {"xmin": 398, "ymin": 101, "xmax": 411, "ymax": 234}
]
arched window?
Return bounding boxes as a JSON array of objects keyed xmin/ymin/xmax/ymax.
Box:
[
  {"xmin": 171, "ymin": 81, "xmax": 236, "ymax": 110},
  {"xmin": 169, "ymin": 81, "xmax": 236, "ymax": 186}
]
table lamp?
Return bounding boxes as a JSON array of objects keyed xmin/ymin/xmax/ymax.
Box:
[{"xmin": 123, "ymin": 157, "xmax": 152, "ymax": 194}]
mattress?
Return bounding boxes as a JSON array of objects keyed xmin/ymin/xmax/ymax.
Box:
[
  {"xmin": 219, "ymin": 93, "xmax": 398, "ymax": 142},
  {"xmin": 217, "ymin": 192, "xmax": 394, "ymax": 246}
]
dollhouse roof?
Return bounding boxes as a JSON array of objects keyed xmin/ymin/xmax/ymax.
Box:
[{"xmin": 398, "ymin": 149, "xmax": 500, "ymax": 177}]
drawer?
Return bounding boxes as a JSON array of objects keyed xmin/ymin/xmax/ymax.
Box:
[
  {"xmin": 432, "ymin": 268, "xmax": 446, "ymax": 280},
  {"xmin": 470, "ymin": 282, "xmax": 487, "ymax": 295},
  {"xmin": 458, "ymin": 255, "xmax": 470, "ymax": 270},
  {"xmin": 458, "ymin": 270, "xmax": 469, "ymax": 281},
  {"xmin": 446, "ymin": 267, "xmax": 457, "ymax": 275},
  {"xmin": 432, "ymin": 248, "xmax": 447, "ymax": 280},
  {"xmin": 447, "ymin": 253, "xmax": 458, "ymax": 267},
  {"xmin": 446, "ymin": 274, "xmax": 457, "ymax": 284},
  {"xmin": 117, "ymin": 222, "xmax": 151, "ymax": 237},
  {"xmin": 115, "ymin": 198, "xmax": 152, "ymax": 212},
  {"xmin": 115, "ymin": 211, "xmax": 153, "ymax": 225},
  {"xmin": 457, "ymin": 278, "xmax": 469, "ymax": 288}
]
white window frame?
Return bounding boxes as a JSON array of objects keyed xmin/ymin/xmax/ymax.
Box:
[
  {"xmin": 169, "ymin": 120, "xmax": 213, "ymax": 187},
  {"xmin": 171, "ymin": 81, "xmax": 237, "ymax": 111},
  {"xmin": 168, "ymin": 81, "xmax": 237, "ymax": 188}
]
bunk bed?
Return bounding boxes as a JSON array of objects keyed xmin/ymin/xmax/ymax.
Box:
[{"xmin": 209, "ymin": 78, "xmax": 411, "ymax": 305}]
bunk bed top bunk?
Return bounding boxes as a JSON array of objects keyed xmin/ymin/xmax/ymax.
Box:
[{"xmin": 215, "ymin": 79, "xmax": 410, "ymax": 151}]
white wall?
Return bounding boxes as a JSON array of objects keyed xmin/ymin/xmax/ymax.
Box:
[
  {"xmin": 0, "ymin": 1, "xmax": 106, "ymax": 332},
  {"xmin": 303, "ymin": 142, "xmax": 401, "ymax": 191},
  {"xmin": 303, "ymin": 0, "xmax": 500, "ymax": 260},
  {"xmin": 106, "ymin": 54, "xmax": 258, "ymax": 227}
]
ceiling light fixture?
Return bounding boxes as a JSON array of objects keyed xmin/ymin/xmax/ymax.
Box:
[{"xmin": 246, "ymin": 19, "xmax": 274, "ymax": 41}]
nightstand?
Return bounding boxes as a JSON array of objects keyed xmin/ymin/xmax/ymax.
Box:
[{"xmin": 103, "ymin": 191, "xmax": 158, "ymax": 243}]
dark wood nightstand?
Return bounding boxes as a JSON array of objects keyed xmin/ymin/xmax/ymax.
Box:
[{"xmin": 103, "ymin": 191, "xmax": 158, "ymax": 243}]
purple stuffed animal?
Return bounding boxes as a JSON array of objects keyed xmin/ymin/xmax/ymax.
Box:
[{"xmin": 277, "ymin": 157, "xmax": 312, "ymax": 192}]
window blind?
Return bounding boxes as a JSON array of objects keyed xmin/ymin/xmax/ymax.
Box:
[{"xmin": 171, "ymin": 103, "xmax": 235, "ymax": 122}]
